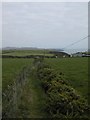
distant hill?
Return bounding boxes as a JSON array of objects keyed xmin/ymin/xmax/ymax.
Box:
[
  {"xmin": 2, "ymin": 47, "xmax": 39, "ymax": 50},
  {"xmin": 2, "ymin": 47, "xmax": 63, "ymax": 51}
]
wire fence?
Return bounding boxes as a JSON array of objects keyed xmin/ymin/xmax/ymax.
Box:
[{"xmin": 2, "ymin": 66, "xmax": 31, "ymax": 118}]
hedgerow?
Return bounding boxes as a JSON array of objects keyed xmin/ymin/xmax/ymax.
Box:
[{"xmin": 35, "ymin": 58, "xmax": 89, "ymax": 118}]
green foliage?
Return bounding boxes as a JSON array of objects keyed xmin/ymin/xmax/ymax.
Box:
[
  {"xmin": 36, "ymin": 60, "xmax": 89, "ymax": 118},
  {"xmin": 45, "ymin": 58, "xmax": 88, "ymax": 99}
]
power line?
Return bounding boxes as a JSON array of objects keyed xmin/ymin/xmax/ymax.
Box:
[{"xmin": 62, "ymin": 35, "xmax": 90, "ymax": 50}]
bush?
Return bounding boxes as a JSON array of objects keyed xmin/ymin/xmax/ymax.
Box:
[{"xmin": 36, "ymin": 59, "xmax": 89, "ymax": 118}]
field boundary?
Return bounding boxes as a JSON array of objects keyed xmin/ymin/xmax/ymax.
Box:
[
  {"xmin": 2, "ymin": 65, "xmax": 31, "ymax": 118},
  {"xmin": 1, "ymin": 55, "xmax": 55, "ymax": 58}
]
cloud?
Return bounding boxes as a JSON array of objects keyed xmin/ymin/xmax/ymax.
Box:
[{"xmin": 2, "ymin": 2, "xmax": 88, "ymax": 49}]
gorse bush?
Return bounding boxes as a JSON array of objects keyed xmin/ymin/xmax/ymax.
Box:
[{"xmin": 35, "ymin": 58, "xmax": 89, "ymax": 118}]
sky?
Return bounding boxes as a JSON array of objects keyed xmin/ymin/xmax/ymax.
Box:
[{"xmin": 2, "ymin": 2, "xmax": 88, "ymax": 50}]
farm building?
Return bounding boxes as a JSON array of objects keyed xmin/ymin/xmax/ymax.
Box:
[
  {"xmin": 72, "ymin": 52, "xmax": 90, "ymax": 57},
  {"xmin": 72, "ymin": 52, "xmax": 83, "ymax": 57},
  {"xmin": 49, "ymin": 51, "xmax": 70, "ymax": 58}
]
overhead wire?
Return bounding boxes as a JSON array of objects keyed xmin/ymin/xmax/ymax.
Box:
[{"xmin": 62, "ymin": 35, "xmax": 90, "ymax": 50}]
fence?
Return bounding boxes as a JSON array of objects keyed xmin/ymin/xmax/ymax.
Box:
[{"xmin": 2, "ymin": 66, "xmax": 31, "ymax": 118}]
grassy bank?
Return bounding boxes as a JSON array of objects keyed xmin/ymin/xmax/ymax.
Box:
[{"xmin": 45, "ymin": 57, "xmax": 88, "ymax": 99}]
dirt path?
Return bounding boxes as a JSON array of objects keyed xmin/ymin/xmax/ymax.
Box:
[
  {"xmin": 18, "ymin": 66, "xmax": 48, "ymax": 118},
  {"xmin": 28, "ymin": 66, "xmax": 48, "ymax": 118}
]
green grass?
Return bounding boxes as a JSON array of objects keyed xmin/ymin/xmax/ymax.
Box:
[
  {"xmin": 45, "ymin": 57, "xmax": 88, "ymax": 99},
  {"xmin": 20, "ymin": 66, "xmax": 48, "ymax": 118},
  {"xmin": 0, "ymin": 58, "xmax": 2, "ymax": 89},
  {"xmin": 2, "ymin": 58, "xmax": 33, "ymax": 91},
  {"xmin": 2, "ymin": 49, "xmax": 53, "ymax": 56},
  {"xmin": 2, "ymin": 58, "xmax": 48, "ymax": 118},
  {"xmin": 2, "ymin": 56, "xmax": 89, "ymax": 118},
  {"xmin": 0, "ymin": 58, "xmax": 2, "ymax": 116},
  {"xmin": 2, "ymin": 57, "xmax": 88, "ymax": 98},
  {"xmin": 2, "ymin": 58, "xmax": 33, "ymax": 118}
]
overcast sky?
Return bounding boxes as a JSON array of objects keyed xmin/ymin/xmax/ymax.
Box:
[{"xmin": 2, "ymin": 2, "xmax": 88, "ymax": 50}]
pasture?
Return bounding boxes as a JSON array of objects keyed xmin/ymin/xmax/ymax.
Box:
[
  {"xmin": 2, "ymin": 51, "xmax": 89, "ymax": 118},
  {"xmin": 2, "ymin": 49, "xmax": 53, "ymax": 57},
  {"xmin": 2, "ymin": 58, "xmax": 48, "ymax": 118},
  {"xmin": 2, "ymin": 58, "xmax": 33, "ymax": 91},
  {"xmin": 45, "ymin": 57, "xmax": 88, "ymax": 99}
]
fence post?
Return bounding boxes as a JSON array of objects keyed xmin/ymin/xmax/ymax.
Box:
[{"xmin": 13, "ymin": 80, "xmax": 18, "ymax": 117}]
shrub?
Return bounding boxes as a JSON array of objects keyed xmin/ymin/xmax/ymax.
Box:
[{"xmin": 36, "ymin": 59, "xmax": 89, "ymax": 118}]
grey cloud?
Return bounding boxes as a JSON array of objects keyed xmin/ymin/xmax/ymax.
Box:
[{"xmin": 2, "ymin": 2, "xmax": 88, "ymax": 49}]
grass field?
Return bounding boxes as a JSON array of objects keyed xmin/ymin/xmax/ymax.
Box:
[
  {"xmin": 21, "ymin": 67, "xmax": 48, "ymax": 118},
  {"xmin": 2, "ymin": 58, "xmax": 48, "ymax": 118},
  {"xmin": 2, "ymin": 57, "xmax": 88, "ymax": 99},
  {"xmin": 45, "ymin": 57, "xmax": 88, "ymax": 99},
  {"xmin": 2, "ymin": 58, "xmax": 33, "ymax": 91},
  {"xmin": 2, "ymin": 49, "xmax": 53, "ymax": 56},
  {"xmin": 0, "ymin": 58, "xmax": 2, "ymax": 117},
  {"xmin": 2, "ymin": 54, "xmax": 89, "ymax": 118}
]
